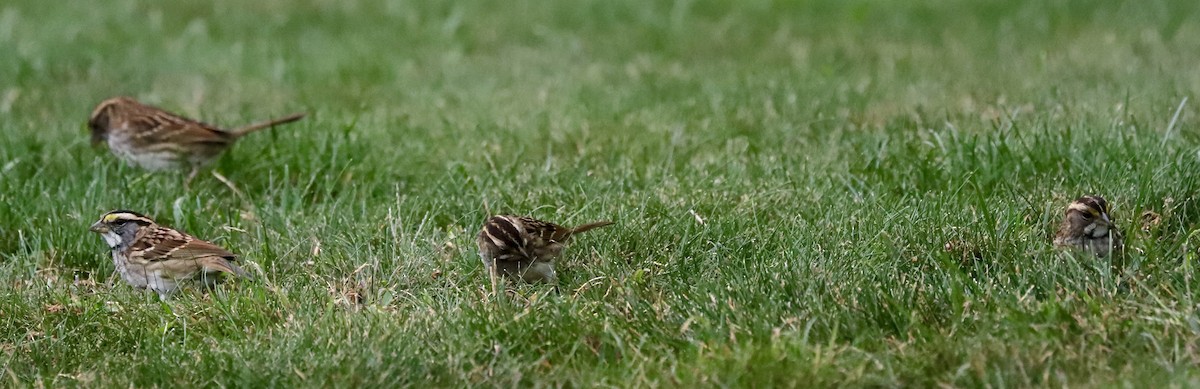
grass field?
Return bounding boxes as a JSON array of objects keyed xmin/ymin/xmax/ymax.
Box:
[{"xmin": 2, "ymin": 0, "xmax": 1200, "ymax": 386}]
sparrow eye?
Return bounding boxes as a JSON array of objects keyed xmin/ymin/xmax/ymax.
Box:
[{"xmin": 1081, "ymin": 213, "xmax": 1094, "ymax": 220}]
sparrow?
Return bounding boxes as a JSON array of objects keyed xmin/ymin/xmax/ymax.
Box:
[
  {"xmin": 88, "ymin": 96, "xmax": 305, "ymax": 186},
  {"xmin": 476, "ymin": 215, "xmax": 613, "ymax": 295},
  {"xmin": 1054, "ymin": 195, "xmax": 1123, "ymax": 258},
  {"xmin": 89, "ymin": 210, "xmax": 250, "ymax": 300}
]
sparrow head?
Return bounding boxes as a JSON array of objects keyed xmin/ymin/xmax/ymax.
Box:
[
  {"xmin": 88, "ymin": 97, "xmax": 138, "ymax": 146},
  {"xmin": 1061, "ymin": 195, "xmax": 1113, "ymax": 240},
  {"xmin": 90, "ymin": 210, "xmax": 155, "ymax": 248}
]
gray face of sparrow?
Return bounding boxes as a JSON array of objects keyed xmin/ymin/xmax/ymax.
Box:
[
  {"xmin": 1054, "ymin": 195, "xmax": 1119, "ymax": 257},
  {"xmin": 87, "ymin": 97, "xmax": 131, "ymax": 146},
  {"xmin": 1068, "ymin": 196, "xmax": 1111, "ymax": 237},
  {"xmin": 89, "ymin": 210, "xmax": 154, "ymax": 249}
]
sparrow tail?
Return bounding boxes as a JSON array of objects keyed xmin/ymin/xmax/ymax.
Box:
[
  {"xmin": 199, "ymin": 257, "xmax": 254, "ymax": 280},
  {"xmin": 229, "ymin": 112, "xmax": 306, "ymax": 137},
  {"xmin": 569, "ymin": 221, "xmax": 615, "ymax": 236}
]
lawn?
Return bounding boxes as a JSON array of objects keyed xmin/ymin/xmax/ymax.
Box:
[{"xmin": 2, "ymin": 0, "xmax": 1200, "ymax": 386}]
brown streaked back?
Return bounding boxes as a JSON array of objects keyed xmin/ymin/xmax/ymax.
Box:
[{"xmin": 479, "ymin": 215, "xmax": 528, "ymax": 252}]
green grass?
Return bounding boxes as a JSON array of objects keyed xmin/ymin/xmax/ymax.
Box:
[{"xmin": 2, "ymin": 0, "xmax": 1200, "ymax": 386}]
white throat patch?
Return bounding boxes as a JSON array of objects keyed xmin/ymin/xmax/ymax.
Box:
[{"xmin": 100, "ymin": 231, "xmax": 123, "ymax": 248}]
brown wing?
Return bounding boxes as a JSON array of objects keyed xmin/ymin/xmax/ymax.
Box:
[
  {"xmin": 516, "ymin": 216, "xmax": 568, "ymax": 242},
  {"xmin": 162, "ymin": 238, "xmax": 237, "ymax": 262},
  {"xmin": 124, "ymin": 107, "xmax": 235, "ymax": 150},
  {"xmin": 133, "ymin": 227, "xmax": 247, "ymax": 277}
]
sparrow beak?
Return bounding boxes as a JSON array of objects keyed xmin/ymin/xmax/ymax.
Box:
[
  {"xmin": 1101, "ymin": 213, "xmax": 1111, "ymax": 225},
  {"xmin": 89, "ymin": 221, "xmax": 108, "ymax": 233},
  {"xmin": 88, "ymin": 121, "xmax": 105, "ymax": 146}
]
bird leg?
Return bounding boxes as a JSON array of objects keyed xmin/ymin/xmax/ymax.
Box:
[
  {"xmin": 486, "ymin": 260, "xmax": 504, "ymax": 304},
  {"xmin": 184, "ymin": 166, "xmax": 201, "ymax": 189},
  {"xmin": 210, "ymin": 170, "xmax": 248, "ymax": 202}
]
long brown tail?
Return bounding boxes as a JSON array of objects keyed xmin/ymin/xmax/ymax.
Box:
[
  {"xmin": 569, "ymin": 221, "xmax": 615, "ymax": 235},
  {"xmin": 229, "ymin": 112, "xmax": 306, "ymax": 137}
]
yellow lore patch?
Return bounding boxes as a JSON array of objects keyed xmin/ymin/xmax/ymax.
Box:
[{"xmin": 103, "ymin": 213, "xmax": 132, "ymax": 223}]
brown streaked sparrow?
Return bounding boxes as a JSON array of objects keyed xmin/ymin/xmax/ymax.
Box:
[
  {"xmin": 89, "ymin": 210, "xmax": 250, "ymax": 300},
  {"xmin": 476, "ymin": 215, "xmax": 613, "ymax": 295},
  {"xmin": 88, "ymin": 96, "xmax": 305, "ymax": 185},
  {"xmin": 1053, "ymin": 195, "xmax": 1123, "ymax": 257}
]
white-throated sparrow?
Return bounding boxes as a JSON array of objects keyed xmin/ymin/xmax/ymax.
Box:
[
  {"xmin": 476, "ymin": 215, "xmax": 613, "ymax": 294},
  {"xmin": 1054, "ymin": 195, "xmax": 1123, "ymax": 257},
  {"xmin": 88, "ymin": 97, "xmax": 305, "ymax": 185},
  {"xmin": 89, "ymin": 210, "xmax": 250, "ymax": 300}
]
